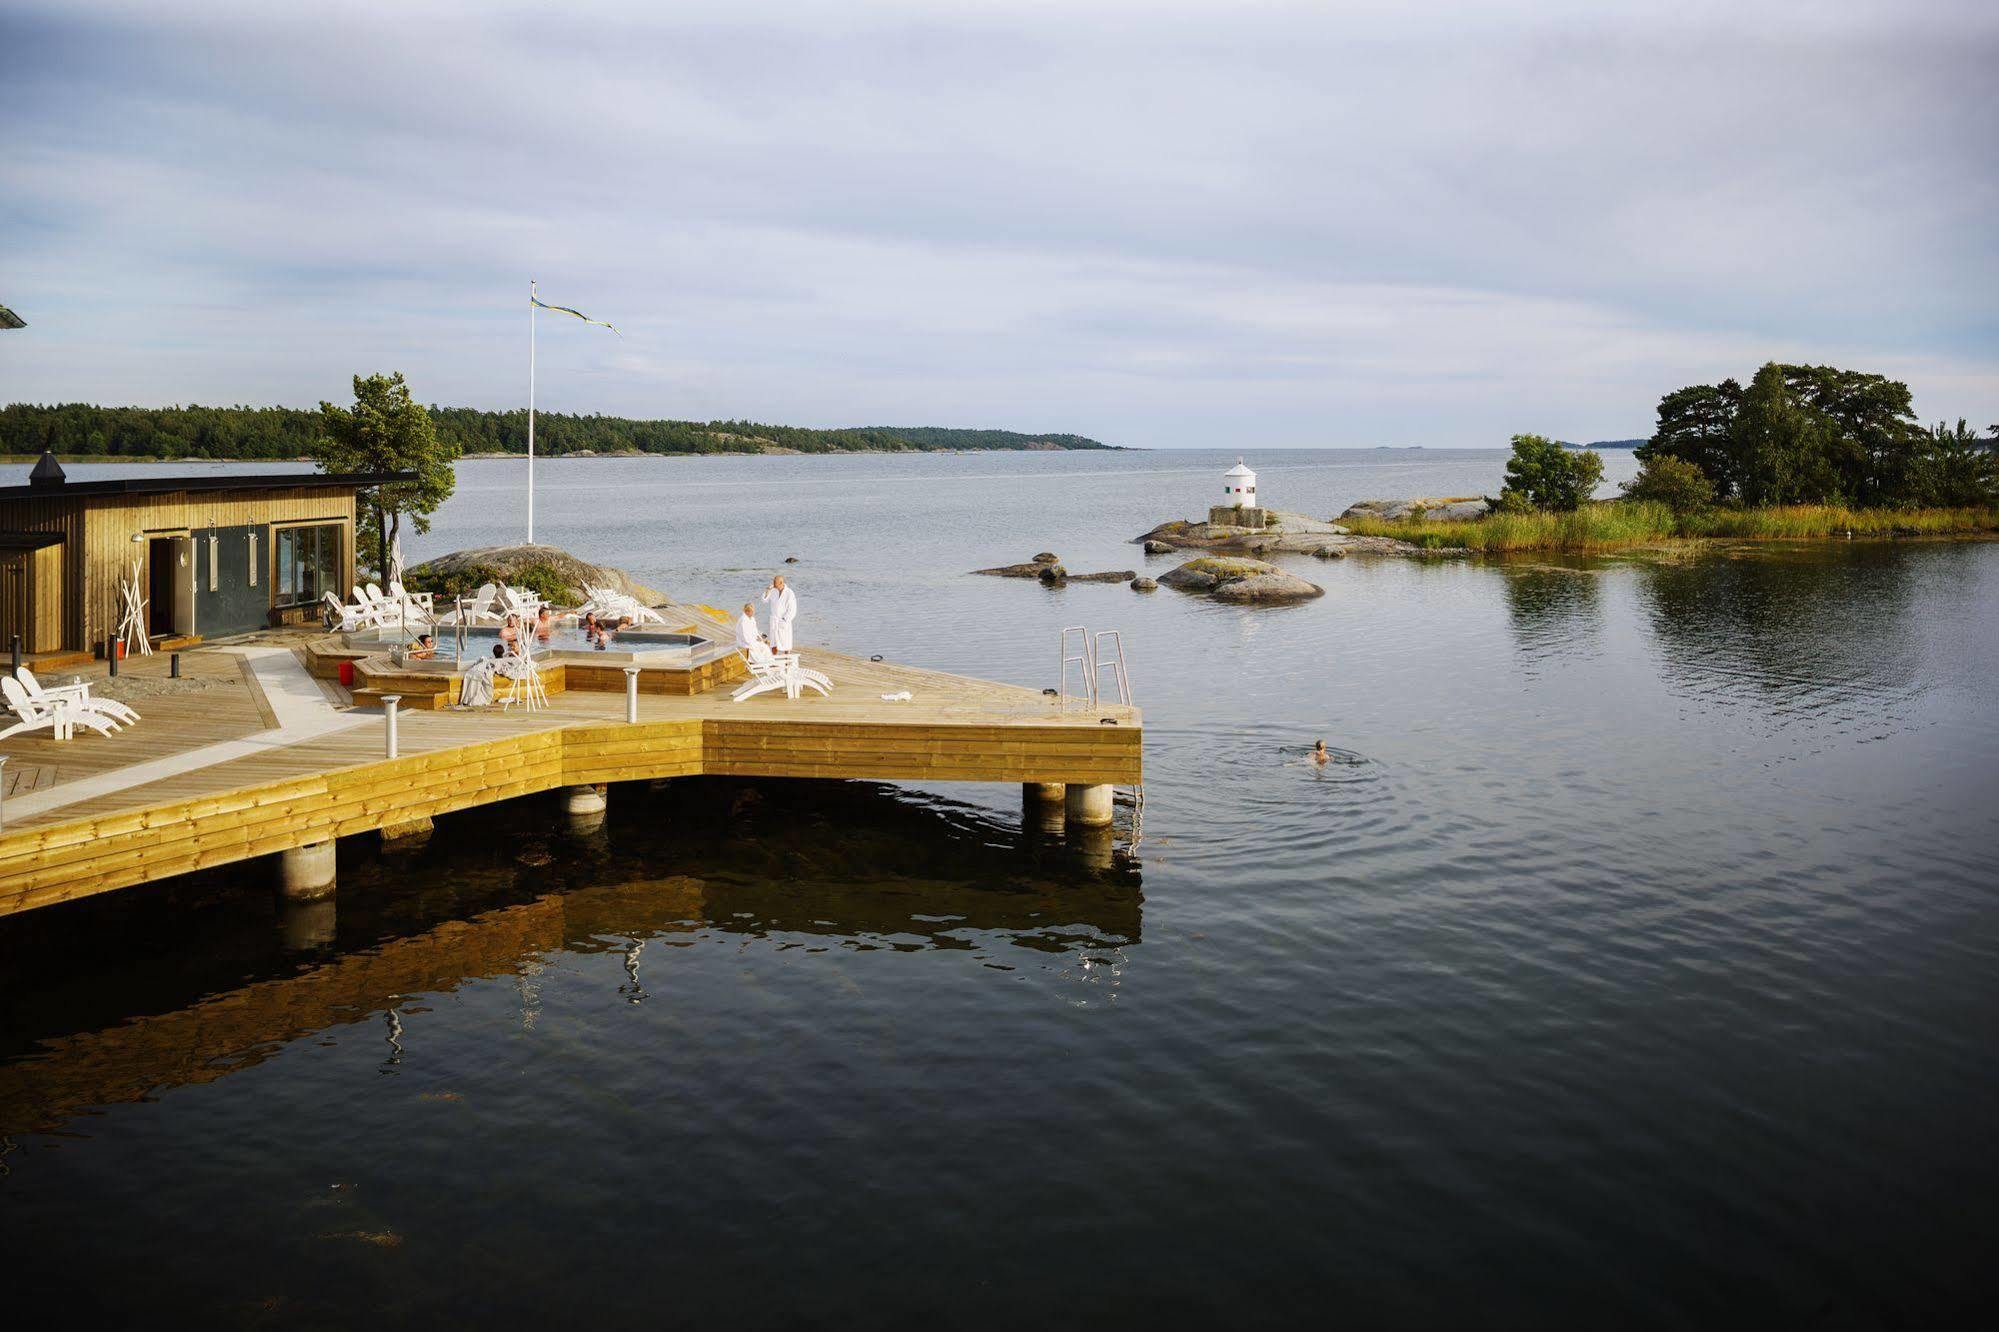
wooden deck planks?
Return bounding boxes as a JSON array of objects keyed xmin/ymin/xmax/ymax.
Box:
[{"xmin": 0, "ymin": 645, "xmax": 1139, "ymax": 917}]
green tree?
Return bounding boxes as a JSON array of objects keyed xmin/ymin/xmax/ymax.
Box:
[
  {"xmin": 1500, "ymin": 433, "xmax": 1605, "ymax": 511},
  {"xmin": 1906, "ymin": 419, "xmax": 1999, "ymax": 508},
  {"xmin": 1727, "ymin": 362, "xmax": 1843, "ymax": 506},
  {"xmin": 1637, "ymin": 380, "xmax": 1742, "ymax": 497},
  {"xmin": 314, "ymin": 373, "xmax": 458, "ymax": 578},
  {"xmin": 1621, "ymin": 454, "xmax": 1714, "ymax": 514}
]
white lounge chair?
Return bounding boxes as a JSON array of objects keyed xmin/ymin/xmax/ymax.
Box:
[
  {"xmin": 361, "ymin": 582, "xmax": 431, "ymax": 630},
  {"xmin": 493, "ymin": 582, "xmax": 547, "ymax": 623},
  {"xmin": 436, "ymin": 583, "xmax": 502, "ymax": 627},
  {"xmin": 731, "ymin": 644, "xmax": 832, "ymax": 702},
  {"xmin": 17, "ymin": 667, "xmax": 139, "ymax": 726},
  {"xmin": 322, "ymin": 591, "xmax": 367, "ymax": 631},
  {"xmin": 580, "ymin": 586, "xmax": 665, "ymax": 626},
  {"xmin": 1, "ymin": 676, "xmax": 119, "ymax": 741},
  {"xmin": 387, "ymin": 580, "xmax": 434, "ymax": 617}
]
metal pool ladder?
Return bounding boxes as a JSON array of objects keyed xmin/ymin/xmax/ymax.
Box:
[
  {"xmin": 1056, "ymin": 626, "xmax": 1144, "ymax": 854},
  {"xmin": 1059, "ymin": 626, "xmax": 1096, "ymax": 709},
  {"xmin": 1058, "ymin": 626, "xmax": 1134, "ymax": 711},
  {"xmin": 1093, "ymin": 630, "xmax": 1133, "ymax": 708}
]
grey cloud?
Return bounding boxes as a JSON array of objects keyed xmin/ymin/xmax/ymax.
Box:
[{"xmin": 1, "ymin": 0, "xmax": 1994, "ymax": 445}]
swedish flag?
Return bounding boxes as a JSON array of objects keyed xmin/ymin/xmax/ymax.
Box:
[{"xmin": 530, "ymin": 294, "xmax": 620, "ymax": 337}]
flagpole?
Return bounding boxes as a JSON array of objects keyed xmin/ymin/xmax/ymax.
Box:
[{"xmin": 527, "ymin": 278, "xmax": 537, "ymax": 545}]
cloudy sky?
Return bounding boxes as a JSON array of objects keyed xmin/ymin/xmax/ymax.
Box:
[{"xmin": 3, "ymin": 0, "xmax": 1994, "ymax": 447}]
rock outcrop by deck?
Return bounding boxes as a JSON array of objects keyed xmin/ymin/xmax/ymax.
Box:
[{"xmin": 408, "ymin": 544, "xmax": 664, "ymax": 605}]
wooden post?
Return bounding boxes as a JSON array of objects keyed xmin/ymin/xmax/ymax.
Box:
[
  {"xmin": 624, "ymin": 666, "xmax": 641, "ymax": 723},
  {"xmin": 1064, "ymin": 783, "xmax": 1114, "ymax": 828},
  {"xmin": 382, "ymin": 695, "xmax": 401, "ymax": 758},
  {"xmin": 1023, "ymin": 781, "xmax": 1064, "ymax": 835}
]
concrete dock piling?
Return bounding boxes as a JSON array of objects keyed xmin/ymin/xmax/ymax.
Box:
[{"xmin": 277, "ymin": 841, "xmax": 337, "ymax": 901}]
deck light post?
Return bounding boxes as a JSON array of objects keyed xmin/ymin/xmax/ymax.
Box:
[
  {"xmin": 623, "ymin": 666, "xmax": 640, "ymax": 723},
  {"xmin": 381, "ymin": 695, "xmax": 401, "ymax": 758}
]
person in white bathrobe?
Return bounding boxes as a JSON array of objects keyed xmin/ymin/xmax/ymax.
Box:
[
  {"xmin": 734, "ymin": 603, "xmax": 764, "ymax": 652},
  {"xmin": 760, "ymin": 576, "xmax": 797, "ymax": 652}
]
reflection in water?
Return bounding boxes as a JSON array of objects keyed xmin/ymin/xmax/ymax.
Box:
[
  {"xmin": 381, "ymin": 1009, "xmax": 404, "ymax": 1072},
  {"xmin": 1634, "ymin": 546, "xmax": 1930, "ymax": 729},
  {"xmin": 619, "ymin": 939, "xmax": 647, "ymax": 1004},
  {"xmin": 0, "ymin": 779, "xmax": 1141, "ymax": 1136},
  {"xmin": 1502, "ymin": 559, "xmax": 1604, "ymax": 668}
]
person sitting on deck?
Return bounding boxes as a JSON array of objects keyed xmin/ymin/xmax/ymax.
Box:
[
  {"xmin": 735, "ymin": 602, "xmax": 765, "ymax": 652},
  {"xmin": 455, "ymin": 645, "xmax": 512, "ymax": 708}
]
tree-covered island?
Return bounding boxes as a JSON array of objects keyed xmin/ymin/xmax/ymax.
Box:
[
  {"xmin": 1342, "ymin": 362, "xmax": 1998, "ymax": 552},
  {"xmin": 0, "ymin": 402, "xmax": 1116, "ymax": 460}
]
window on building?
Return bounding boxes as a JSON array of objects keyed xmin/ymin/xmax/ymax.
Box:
[{"xmin": 275, "ymin": 524, "xmax": 341, "ymax": 607}]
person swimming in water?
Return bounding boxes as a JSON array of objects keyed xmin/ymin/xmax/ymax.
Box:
[{"xmin": 1312, "ymin": 740, "xmax": 1330, "ymax": 765}]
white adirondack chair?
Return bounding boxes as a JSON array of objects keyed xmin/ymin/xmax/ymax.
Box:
[
  {"xmin": 581, "ymin": 586, "xmax": 664, "ymax": 625},
  {"xmin": 387, "ymin": 580, "xmax": 434, "ymax": 618},
  {"xmin": 323, "ymin": 591, "xmax": 373, "ymax": 631},
  {"xmin": 494, "ymin": 582, "xmax": 545, "ymax": 622},
  {"xmin": 731, "ymin": 643, "xmax": 832, "ymax": 702},
  {"xmin": 1, "ymin": 676, "xmax": 118, "ymax": 741},
  {"xmin": 17, "ymin": 667, "xmax": 139, "ymax": 726}
]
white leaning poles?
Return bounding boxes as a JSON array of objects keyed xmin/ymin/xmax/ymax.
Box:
[{"xmin": 116, "ymin": 559, "xmax": 152, "ymax": 657}]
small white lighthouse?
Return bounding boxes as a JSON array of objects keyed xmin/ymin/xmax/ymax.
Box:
[
  {"xmin": 1222, "ymin": 458, "xmax": 1258, "ymax": 508},
  {"xmin": 1209, "ymin": 457, "xmax": 1268, "ymax": 529}
]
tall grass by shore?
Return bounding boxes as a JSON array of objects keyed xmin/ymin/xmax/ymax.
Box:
[{"xmin": 1341, "ymin": 501, "xmax": 1999, "ymax": 553}]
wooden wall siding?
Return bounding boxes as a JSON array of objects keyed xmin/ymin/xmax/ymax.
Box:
[
  {"xmin": 31, "ymin": 544, "xmax": 64, "ymax": 650},
  {"xmin": 0, "ymin": 715, "xmax": 1140, "ymax": 917},
  {"xmin": 0, "ymin": 554, "xmax": 26, "ymax": 653},
  {"xmin": 564, "ymin": 654, "xmax": 748, "ymax": 696},
  {"xmin": 0, "ymin": 487, "xmax": 355, "ymax": 651},
  {"xmin": 0, "ymin": 545, "xmax": 67, "ymax": 654}
]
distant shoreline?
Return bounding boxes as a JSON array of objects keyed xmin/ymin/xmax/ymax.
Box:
[{"xmin": 0, "ymin": 447, "xmax": 1132, "ymax": 465}]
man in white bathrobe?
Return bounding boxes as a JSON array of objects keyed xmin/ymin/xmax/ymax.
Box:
[
  {"xmin": 734, "ymin": 603, "xmax": 764, "ymax": 652},
  {"xmin": 760, "ymin": 576, "xmax": 797, "ymax": 652}
]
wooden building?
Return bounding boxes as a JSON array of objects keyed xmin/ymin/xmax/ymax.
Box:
[{"xmin": 0, "ymin": 453, "xmax": 408, "ymax": 655}]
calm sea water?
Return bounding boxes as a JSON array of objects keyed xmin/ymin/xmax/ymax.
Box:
[{"xmin": 3, "ymin": 449, "xmax": 1997, "ymax": 1328}]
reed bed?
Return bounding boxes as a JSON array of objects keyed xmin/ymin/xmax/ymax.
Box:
[{"xmin": 1341, "ymin": 502, "xmax": 1999, "ymax": 553}]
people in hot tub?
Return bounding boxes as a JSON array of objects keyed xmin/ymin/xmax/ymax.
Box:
[
  {"xmin": 499, "ymin": 613, "xmax": 526, "ymax": 657},
  {"xmin": 408, "ymin": 633, "xmax": 436, "ymax": 661},
  {"xmin": 534, "ymin": 606, "xmax": 555, "ymax": 640}
]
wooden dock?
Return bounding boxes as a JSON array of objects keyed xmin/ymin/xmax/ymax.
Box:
[{"xmin": 0, "ymin": 642, "xmax": 1140, "ymax": 918}]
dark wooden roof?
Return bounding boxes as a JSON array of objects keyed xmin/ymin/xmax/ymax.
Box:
[
  {"xmin": 0, "ymin": 466, "xmax": 414, "ymax": 502},
  {"xmin": 0, "ymin": 531, "xmax": 65, "ymax": 550}
]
